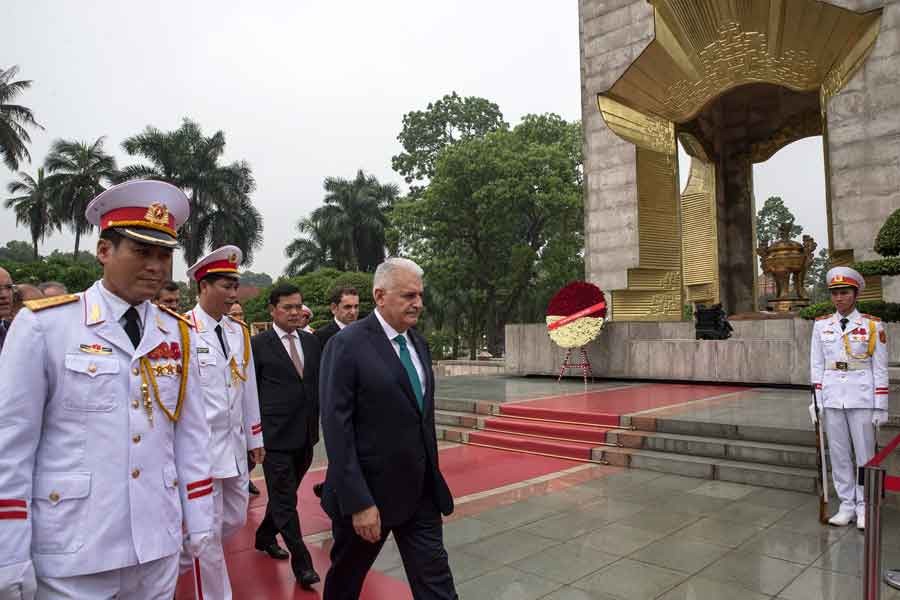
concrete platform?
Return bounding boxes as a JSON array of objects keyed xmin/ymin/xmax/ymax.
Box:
[{"xmin": 506, "ymin": 320, "xmax": 900, "ymax": 388}]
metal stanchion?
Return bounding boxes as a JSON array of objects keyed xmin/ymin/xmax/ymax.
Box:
[{"xmin": 864, "ymin": 465, "xmax": 886, "ymax": 600}]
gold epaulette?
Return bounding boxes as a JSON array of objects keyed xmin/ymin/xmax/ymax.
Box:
[
  {"xmin": 862, "ymin": 313, "xmax": 882, "ymax": 322},
  {"xmin": 816, "ymin": 314, "xmax": 831, "ymax": 321},
  {"xmin": 227, "ymin": 315, "xmax": 250, "ymax": 330},
  {"xmin": 158, "ymin": 305, "xmax": 195, "ymax": 328},
  {"xmin": 24, "ymin": 294, "xmax": 80, "ymax": 312}
]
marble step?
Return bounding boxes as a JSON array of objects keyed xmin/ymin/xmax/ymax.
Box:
[
  {"xmin": 591, "ymin": 446, "xmax": 818, "ymax": 493},
  {"xmin": 607, "ymin": 429, "xmax": 819, "ymax": 469}
]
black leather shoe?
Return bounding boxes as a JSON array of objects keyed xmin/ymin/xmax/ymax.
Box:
[
  {"xmin": 248, "ymin": 481, "xmax": 260, "ymax": 496},
  {"xmin": 255, "ymin": 541, "xmax": 289, "ymax": 560},
  {"xmin": 312, "ymin": 482, "xmax": 324, "ymax": 498},
  {"xmin": 296, "ymin": 567, "xmax": 320, "ymax": 590}
]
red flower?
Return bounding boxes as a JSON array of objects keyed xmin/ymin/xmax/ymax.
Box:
[{"xmin": 547, "ymin": 281, "xmax": 607, "ymax": 319}]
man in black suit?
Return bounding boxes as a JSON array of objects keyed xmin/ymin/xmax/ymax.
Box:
[
  {"xmin": 319, "ymin": 258, "xmax": 457, "ymax": 600},
  {"xmin": 251, "ymin": 283, "xmax": 321, "ymax": 589},
  {"xmin": 314, "ymin": 284, "xmax": 360, "ymax": 349}
]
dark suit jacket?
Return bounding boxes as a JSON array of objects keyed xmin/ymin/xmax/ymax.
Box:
[
  {"xmin": 313, "ymin": 320, "xmax": 340, "ymax": 349},
  {"xmin": 251, "ymin": 328, "xmax": 321, "ymax": 452},
  {"xmin": 319, "ymin": 312, "xmax": 453, "ymax": 528}
]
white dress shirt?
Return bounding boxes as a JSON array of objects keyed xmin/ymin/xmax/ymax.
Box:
[
  {"xmin": 335, "ymin": 317, "xmax": 347, "ymax": 330},
  {"xmin": 272, "ymin": 322, "xmax": 305, "ymax": 366},
  {"xmin": 98, "ymin": 279, "xmax": 148, "ymax": 339},
  {"xmin": 373, "ymin": 308, "xmax": 426, "ymax": 395}
]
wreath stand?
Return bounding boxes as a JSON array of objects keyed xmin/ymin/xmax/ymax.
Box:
[{"xmin": 557, "ymin": 346, "xmax": 593, "ymax": 384}]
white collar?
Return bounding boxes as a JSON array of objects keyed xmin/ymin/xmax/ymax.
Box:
[
  {"xmin": 98, "ymin": 280, "xmax": 148, "ymax": 325},
  {"xmin": 272, "ymin": 322, "xmax": 299, "ymax": 340},
  {"xmin": 374, "ymin": 308, "xmax": 406, "ymax": 342},
  {"xmin": 335, "ymin": 317, "xmax": 347, "ymax": 330},
  {"xmin": 193, "ymin": 304, "xmax": 227, "ymax": 332}
]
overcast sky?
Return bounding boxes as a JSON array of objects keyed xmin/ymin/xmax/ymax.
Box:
[{"xmin": 2, "ymin": 0, "xmax": 826, "ymax": 280}]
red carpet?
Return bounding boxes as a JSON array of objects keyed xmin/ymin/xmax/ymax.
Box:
[
  {"xmin": 482, "ymin": 416, "xmax": 612, "ymax": 443},
  {"xmin": 176, "ymin": 445, "xmax": 578, "ymax": 598},
  {"xmin": 468, "ymin": 430, "xmax": 594, "ymax": 459},
  {"xmin": 500, "ymin": 383, "xmax": 746, "ymax": 425}
]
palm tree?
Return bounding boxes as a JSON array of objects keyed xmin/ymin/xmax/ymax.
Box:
[
  {"xmin": 0, "ymin": 65, "xmax": 42, "ymax": 171},
  {"xmin": 119, "ymin": 119, "xmax": 263, "ymax": 267},
  {"xmin": 44, "ymin": 137, "xmax": 117, "ymax": 257},
  {"xmin": 284, "ymin": 214, "xmax": 333, "ymax": 276},
  {"xmin": 4, "ymin": 167, "xmax": 59, "ymax": 258},
  {"xmin": 314, "ymin": 170, "xmax": 399, "ymax": 271}
]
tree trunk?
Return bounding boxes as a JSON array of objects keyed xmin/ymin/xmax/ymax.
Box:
[
  {"xmin": 73, "ymin": 230, "xmax": 81, "ymax": 260},
  {"xmin": 32, "ymin": 238, "xmax": 39, "ymax": 260}
]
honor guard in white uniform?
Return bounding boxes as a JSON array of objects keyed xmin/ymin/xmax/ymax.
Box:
[
  {"xmin": 0, "ymin": 180, "xmax": 215, "ymax": 600},
  {"xmin": 810, "ymin": 266, "xmax": 889, "ymax": 530},
  {"xmin": 180, "ymin": 246, "xmax": 263, "ymax": 599}
]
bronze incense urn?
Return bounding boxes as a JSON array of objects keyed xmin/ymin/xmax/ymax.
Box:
[{"xmin": 757, "ymin": 222, "xmax": 817, "ymax": 312}]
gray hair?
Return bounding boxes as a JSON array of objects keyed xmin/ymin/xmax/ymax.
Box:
[
  {"xmin": 38, "ymin": 281, "xmax": 68, "ymax": 295},
  {"xmin": 373, "ymin": 257, "xmax": 424, "ymax": 291}
]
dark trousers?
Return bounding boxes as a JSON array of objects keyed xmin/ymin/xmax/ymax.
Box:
[
  {"xmin": 256, "ymin": 446, "xmax": 314, "ymax": 570},
  {"xmin": 323, "ymin": 490, "xmax": 457, "ymax": 600}
]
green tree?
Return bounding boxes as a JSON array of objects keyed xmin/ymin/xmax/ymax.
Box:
[
  {"xmin": 875, "ymin": 207, "xmax": 900, "ymax": 257},
  {"xmin": 392, "ymin": 91, "xmax": 507, "ymax": 195},
  {"xmin": 807, "ymin": 247, "xmax": 830, "ymax": 302},
  {"xmin": 309, "ymin": 170, "xmax": 398, "ymax": 271},
  {"xmin": 285, "ymin": 214, "xmax": 334, "ymax": 276},
  {"xmin": 239, "ymin": 270, "xmax": 272, "ymax": 287},
  {"xmin": 119, "ymin": 118, "xmax": 263, "ymax": 268},
  {"xmin": 756, "ymin": 196, "xmax": 802, "ymax": 245},
  {"xmin": 5, "ymin": 168, "xmax": 59, "ymax": 259},
  {"xmin": 0, "ymin": 65, "xmax": 42, "ymax": 171},
  {"xmin": 393, "ymin": 114, "xmax": 584, "ymax": 357},
  {"xmin": 0, "ymin": 240, "xmax": 39, "ymax": 263},
  {"xmin": 44, "ymin": 137, "xmax": 117, "ymax": 257}
]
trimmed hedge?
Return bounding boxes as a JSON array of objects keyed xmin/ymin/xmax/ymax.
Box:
[
  {"xmin": 875, "ymin": 208, "xmax": 900, "ymax": 257},
  {"xmin": 852, "ymin": 257, "xmax": 900, "ymax": 277},
  {"xmin": 799, "ymin": 300, "xmax": 900, "ymax": 322}
]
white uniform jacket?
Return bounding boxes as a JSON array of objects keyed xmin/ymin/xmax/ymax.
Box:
[
  {"xmin": 811, "ymin": 309, "xmax": 889, "ymax": 410},
  {"xmin": 187, "ymin": 306, "xmax": 262, "ymax": 478},
  {"xmin": 0, "ymin": 282, "xmax": 214, "ymax": 580}
]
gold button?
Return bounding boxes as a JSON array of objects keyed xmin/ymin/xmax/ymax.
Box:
[
  {"xmin": 132, "ymin": 434, "xmax": 141, "ymax": 444},
  {"xmin": 132, "ymin": 400, "xmax": 139, "ymax": 409},
  {"xmin": 131, "ymin": 469, "xmax": 140, "ymax": 479},
  {"xmin": 132, "ymin": 367, "xmax": 139, "ymax": 376},
  {"xmin": 87, "ymin": 364, "xmax": 97, "ymax": 374},
  {"xmin": 48, "ymin": 492, "xmax": 60, "ymax": 503}
]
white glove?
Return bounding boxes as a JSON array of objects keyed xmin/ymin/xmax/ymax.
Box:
[
  {"xmin": 186, "ymin": 530, "xmax": 214, "ymax": 557},
  {"xmin": 808, "ymin": 403, "xmax": 818, "ymax": 425},
  {"xmin": 0, "ymin": 560, "xmax": 36, "ymax": 600},
  {"xmin": 873, "ymin": 410, "xmax": 889, "ymax": 427}
]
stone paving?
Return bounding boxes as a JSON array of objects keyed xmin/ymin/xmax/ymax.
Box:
[{"xmin": 377, "ymin": 467, "xmax": 900, "ymax": 599}]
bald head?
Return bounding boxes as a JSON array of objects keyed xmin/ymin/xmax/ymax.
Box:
[{"xmin": 0, "ymin": 267, "xmax": 13, "ymax": 320}]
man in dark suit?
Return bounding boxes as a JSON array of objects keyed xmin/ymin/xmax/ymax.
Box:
[
  {"xmin": 319, "ymin": 258, "xmax": 457, "ymax": 600},
  {"xmin": 251, "ymin": 283, "xmax": 321, "ymax": 589},
  {"xmin": 314, "ymin": 284, "xmax": 360, "ymax": 349}
]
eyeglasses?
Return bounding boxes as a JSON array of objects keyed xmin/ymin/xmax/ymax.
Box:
[{"xmin": 0, "ymin": 284, "xmax": 14, "ymax": 293}]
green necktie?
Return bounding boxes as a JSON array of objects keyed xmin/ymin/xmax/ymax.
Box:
[{"xmin": 394, "ymin": 334, "xmax": 423, "ymax": 411}]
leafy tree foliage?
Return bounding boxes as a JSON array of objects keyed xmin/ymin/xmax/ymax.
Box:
[
  {"xmin": 0, "ymin": 65, "xmax": 42, "ymax": 171},
  {"xmin": 1, "ymin": 253, "xmax": 102, "ymax": 293},
  {"xmin": 285, "ymin": 170, "xmax": 398, "ymax": 274},
  {"xmin": 392, "ymin": 92, "xmax": 507, "ymax": 195},
  {"xmin": 44, "ymin": 137, "xmax": 117, "ymax": 258},
  {"xmin": 118, "ymin": 119, "xmax": 263, "ymax": 268},
  {"xmin": 241, "ymin": 268, "xmax": 374, "ymax": 329},
  {"xmin": 393, "ymin": 113, "xmax": 584, "ymax": 357},
  {"xmin": 756, "ymin": 196, "xmax": 802, "ymax": 245},
  {"xmin": 5, "ymin": 168, "xmax": 60, "ymax": 259},
  {"xmin": 0, "ymin": 240, "xmax": 39, "ymax": 263},
  {"xmin": 239, "ymin": 271, "xmax": 273, "ymax": 287},
  {"xmin": 875, "ymin": 207, "xmax": 900, "ymax": 258}
]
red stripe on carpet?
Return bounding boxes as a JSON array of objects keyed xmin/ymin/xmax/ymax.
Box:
[
  {"xmin": 483, "ymin": 416, "xmax": 612, "ymax": 443},
  {"xmin": 468, "ymin": 431, "xmax": 594, "ymax": 460},
  {"xmin": 501, "ymin": 383, "xmax": 746, "ymax": 424}
]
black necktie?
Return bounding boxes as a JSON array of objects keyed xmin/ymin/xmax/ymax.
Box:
[
  {"xmin": 840, "ymin": 317, "xmax": 849, "ymax": 332},
  {"xmin": 123, "ymin": 307, "xmax": 141, "ymax": 348},
  {"xmin": 215, "ymin": 324, "xmax": 228, "ymax": 356}
]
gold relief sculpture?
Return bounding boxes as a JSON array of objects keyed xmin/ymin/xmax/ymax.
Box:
[{"xmin": 592, "ymin": 0, "xmax": 884, "ymax": 321}]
